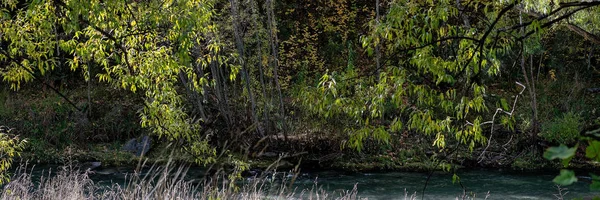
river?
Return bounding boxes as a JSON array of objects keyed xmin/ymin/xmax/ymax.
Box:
[
  {"xmin": 290, "ymin": 169, "xmax": 598, "ymax": 199},
  {"xmin": 12, "ymin": 165, "xmax": 600, "ymax": 199}
]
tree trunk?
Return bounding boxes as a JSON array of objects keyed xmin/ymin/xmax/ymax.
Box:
[
  {"xmin": 266, "ymin": 0, "xmax": 287, "ymax": 140},
  {"xmin": 179, "ymin": 71, "xmax": 207, "ymax": 121},
  {"xmin": 230, "ymin": 0, "xmax": 262, "ymax": 136},
  {"xmin": 210, "ymin": 56, "xmax": 231, "ymax": 125},
  {"xmin": 251, "ymin": 0, "xmax": 270, "ymax": 135},
  {"xmin": 520, "ymin": 11, "xmax": 539, "ymax": 140},
  {"xmin": 375, "ymin": 0, "xmax": 381, "ymax": 80}
]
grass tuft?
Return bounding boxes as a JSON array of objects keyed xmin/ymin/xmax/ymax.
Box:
[{"xmin": 0, "ymin": 161, "xmax": 392, "ymax": 200}]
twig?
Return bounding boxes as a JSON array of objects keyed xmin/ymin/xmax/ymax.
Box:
[
  {"xmin": 553, "ymin": 185, "xmax": 569, "ymax": 200},
  {"xmin": 468, "ymin": 81, "xmax": 526, "ymax": 163}
]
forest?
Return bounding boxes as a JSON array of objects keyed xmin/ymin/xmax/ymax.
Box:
[{"xmin": 1, "ymin": 0, "xmax": 600, "ymax": 199}]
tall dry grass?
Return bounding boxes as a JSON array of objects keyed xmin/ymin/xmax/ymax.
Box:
[{"xmin": 1, "ymin": 162, "xmax": 416, "ymax": 200}]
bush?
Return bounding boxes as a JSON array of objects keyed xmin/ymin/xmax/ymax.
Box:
[
  {"xmin": 0, "ymin": 126, "xmax": 26, "ymax": 184},
  {"xmin": 540, "ymin": 112, "xmax": 582, "ymax": 145}
]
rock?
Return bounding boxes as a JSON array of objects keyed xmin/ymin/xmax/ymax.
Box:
[
  {"xmin": 136, "ymin": 135, "xmax": 151, "ymax": 156},
  {"xmin": 122, "ymin": 135, "xmax": 152, "ymax": 156},
  {"xmin": 122, "ymin": 139, "xmax": 137, "ymax": 152},
  {"xmin": 81, "ymin": 161, "xmax": 102, "ymax": 171},
  {"xmin": 95, "ymin": 168, "xmax": 119, "ymax": 175}
]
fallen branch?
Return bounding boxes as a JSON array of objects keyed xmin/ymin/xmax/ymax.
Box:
[{"xmin": 467, "ymin": 81, "xmax": 526, "ymax": 163}]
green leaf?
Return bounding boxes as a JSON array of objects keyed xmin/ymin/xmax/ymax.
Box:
[
  {"xmin": 553, "ymin": 169, "xmax": 577, "ymax": 186},
  {"xmin": 586, "ymin": 141, "xmax": 600, "ymax": 161},
  {"xmin": 544, "ymin": 144, "xmax": 576, "ymax": 160},
  {"xmin": 452, "ymin": 173, "xmax": 460, "ymax": 184},
  {"xmin": 590, "ymin": 173, "xmax": 600, "ymax": 191},
  {"xmin": 500, "ymin": 98, "xmax": 509, "ymax": 111},
  {"xmin": 366, "ymin": 47, "xmax": 373, "ymax": 56}
]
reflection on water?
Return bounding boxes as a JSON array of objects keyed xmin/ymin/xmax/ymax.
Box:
[{"xmin": 13, "ymin": 165, "xmax": 600, "ymax": 199}]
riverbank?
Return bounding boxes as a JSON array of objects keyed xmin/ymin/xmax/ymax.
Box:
[
  {"xmin": 14, "ymin": 138, "xmax": 599, "ymax": 175},
  {"xmin": 3, "ymin": 85, "xmax": 599, "ymax": 176}
]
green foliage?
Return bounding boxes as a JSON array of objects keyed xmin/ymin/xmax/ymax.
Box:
[
  {"xmin": 300, "ymin": 0, "xmax": 513, "ymax": 152},
  {"xmin": 544, "ymin": 135, "xmax": 600, "ymax": 189},
  {"xmin": 452, "ymin": 173, "xmax": 460, "ymax": 184},
  {"xmin": 0, "ymin": 0, "xmax": 224, "ymax": 165},
  {"xmin": 540, "ymin": 112, "xmax": 582, "ymax": 144},
  {"xmin": 1, "ymin": 0, "xmax": 600, "ymax": 180},
  {"xmin": 544, "ymin": 140, "xmax": 600, "ymax": 189},
  {"xmin": 543, "ymin": 144, "xmax": 576, "ymax": 167},
  {"xmin": 586, "ymin": 140, "xmax": 600, "ymax": 161},
  {"xmin": 292, "ymin": 0, "xmax": 600, "ymax": 158},
  {"xmin": 543, "ymin": 144, "xmax": 577, "ymax": 160},
  {"xmin": 278, "ymin": 0, "xmax": 365, "ymax": 85},
  {"xmin": 0, "ymin": 126, "xmax": 26, "ymax": 184},
  {"xmin": 553, "ymin": 169, "xmax": 577, "ymax": 186}
]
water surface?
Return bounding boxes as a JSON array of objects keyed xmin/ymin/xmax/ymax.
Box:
[
  {"xmin": 292, "ymin": 169, "xmax": 599, "ymax": 199},
  {"xmin": 15, "ymin": 165, "xmax": 600, "ymax": 199}
]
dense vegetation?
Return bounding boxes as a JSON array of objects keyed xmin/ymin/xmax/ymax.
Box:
[{"xmin": 1, "ymin": 0, "xmax": 600, "ymax": 192}]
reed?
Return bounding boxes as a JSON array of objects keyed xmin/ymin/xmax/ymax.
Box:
[{"xmin": 0, "ymin": 161, "xmax": 413, "ymax": 200}]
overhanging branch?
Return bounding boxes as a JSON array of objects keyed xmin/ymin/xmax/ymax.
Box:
[
  {"xmin": 566, "ymin": 23, "xmax": 600, "ymax": 45},
  {"xmin": 516, "ymin": 3, "xmax": 600, "ymax": 41},
  {"xmin": 0, "ymin": 50, "xmax": 84, "ymax": 112}
]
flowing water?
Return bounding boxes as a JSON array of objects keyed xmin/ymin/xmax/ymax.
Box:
[
  {"xmin": 291, "ymin": 169, "xmax": 599, "ymax": 199},
  {"xmin": 13, "ymin": 165, "xmax": 600, "ymax": 199}
]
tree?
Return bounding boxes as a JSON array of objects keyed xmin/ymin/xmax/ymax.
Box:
[
  {"xmin": 0, "ymin": 0, "xmax": 223, "ymax": 164},
  {"xmin": 300, "ymin": 0, "xmax": 600, "ymax": 156}
]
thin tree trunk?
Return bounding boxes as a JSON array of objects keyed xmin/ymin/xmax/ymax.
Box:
[
  {"xmin": 230, "ymin": 0, "xmax": 262, "ymax": 136},
  {"xmin": 530, "ymin": 56, "xmax": 538, "ymax": 122},
  {"xmin": 251, "ymin": 0, "xmax": 270, "ymax": 135},
  {"xmin": 218, "ymin": 55, "xmax": 232, "ymax": 123},
  {"xmin": 196, "ymin": 65, "xmax": 210, "ymax": 120},
  {"xmin": 87, "ymin": 65, "xmax": 92, "ymax": 118},
  {"xmin": 266, "ymin": 0, "xmax": 287, "ymax": 140},
  {"xmin": 179, "ymin": 71, "xmax": 207, "ymax": 121},
  {"xmin": 520, "ymin": 11, "xmax": 538, "ymax": 138},
  {"xmin": 375, "ymin": 0, "xmax": 381, "ymax": 80},
  {"xmin": 210, "ymin": 56, "xmax": 231, "ymax": 125}
]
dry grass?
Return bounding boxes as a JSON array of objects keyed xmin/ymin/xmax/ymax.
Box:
[{"xmin": 0, "ymin": 162, "xmax": 415, "ymax": 200}]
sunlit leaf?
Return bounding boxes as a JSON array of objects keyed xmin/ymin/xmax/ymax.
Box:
[
  {"xmin": 544, "ymin": 144, "xmax": 576, "ymax": 160},
  {"xmin": 553, "ymin": 169, "xmax": 577, "ymax": 186},
  {"xmin": 586, "ymin": 141, "xmax": 600, "ymax": 162}
]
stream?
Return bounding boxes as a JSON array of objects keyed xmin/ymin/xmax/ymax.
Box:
[
  {"xmin": 290, "ymin": 169, "xmax": 598, "ymax": 199},
  {"xmin": 11, "ymin": 165, "xmax": 600, "ymax": 199}
]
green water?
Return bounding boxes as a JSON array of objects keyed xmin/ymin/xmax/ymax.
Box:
[
  {"xmin": 16, "ymin": 166, "xmax": 600, "ymax": 199},
  {"xmin": 291, "ymin": 169, "xmax": 599, "ymax": 199}
]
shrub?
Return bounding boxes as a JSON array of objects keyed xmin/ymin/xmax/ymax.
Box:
[
  {"xmin": 540, "ymin": 112, "xmax": 582, "ymax": 145},
  {"xmin": 0, "ymin": 126, "xmax": 26, "ymax": 184}
]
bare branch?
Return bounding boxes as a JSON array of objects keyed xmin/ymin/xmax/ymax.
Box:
[
  {"xmin": 465, "ymin": 81, "xmax": 526, "ymax": 163},
  {"xmin": 566, "ymin": 23, "xmax": 600, "ymax": 45}
]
